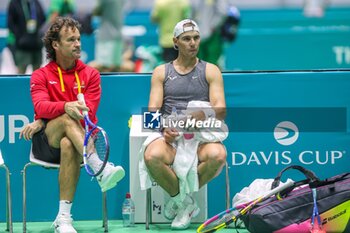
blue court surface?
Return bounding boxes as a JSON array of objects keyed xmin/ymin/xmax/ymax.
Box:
[{"xmin": 0, "ymin": 220, "xmax": 250, "ymax": 232}]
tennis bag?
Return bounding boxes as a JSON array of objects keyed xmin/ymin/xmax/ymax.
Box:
[{"xmin": 241, "ymin": 165, "xmax": 350, "ymax": 233}]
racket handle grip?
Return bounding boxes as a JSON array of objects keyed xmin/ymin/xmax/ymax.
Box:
[
  {"xmin": 265, "ymin": 179, "xmax": 294, "ymax": 198},
  {"xmin": 77, "ymin": 93, "xmax": 88, "ymax": 116}
]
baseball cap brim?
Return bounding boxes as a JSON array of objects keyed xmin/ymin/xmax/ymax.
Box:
[{"xmin": 173, "ymin": 19, "xmax": 200, "ymax": 38}]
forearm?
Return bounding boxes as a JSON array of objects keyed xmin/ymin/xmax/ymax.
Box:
[
  {"xmin": 33, "ymin": 100, "xmax": 66, "ymax": 120},
  {"xmin": 19, "ymin": 119, "xmax": 45, "ymax": 140},
  {"xmin": 188, "ymin": 107, "xmax": 226, "ymax": 121}
]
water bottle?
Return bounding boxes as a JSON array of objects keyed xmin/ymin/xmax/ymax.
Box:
[{"xmin": 122, "ymin": 192, "xmax": 135, "ymax": 227}]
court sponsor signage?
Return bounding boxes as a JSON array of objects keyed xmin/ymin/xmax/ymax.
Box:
[
  {"xmin": 0, "ymin": 114, "xmax": 30, "ymax": 143},
  {"xmin": 228, "ymin": 107, "xmax": 347, "ymax": 166}
]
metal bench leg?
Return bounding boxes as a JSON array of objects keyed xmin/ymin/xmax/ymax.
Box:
[
  {"xmin": 225, "ymin": 162, "xmax": 231, "ymax": 209},
  {"xmin": 4, "ymin": 164, "xmax": 13, "ymax": 233},
  {"xmin": 145, "ymin": 188, "xmax": 152, "ymax": 230},
  {"xmin": 102, "ymin": 192, "xmax": 108, "ymax": 232},
  {"xmin": 22, "ymin": 163, "xmax": 31, "ymax": 233}
]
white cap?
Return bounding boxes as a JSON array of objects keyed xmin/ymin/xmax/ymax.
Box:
[{"xmin": 173, "ymin": 19, "xmax": 200, "ymax": 38}]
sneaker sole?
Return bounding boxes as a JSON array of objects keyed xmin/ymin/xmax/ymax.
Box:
[
  {"xmin": 101, "ymin": 166, "xmax": 125, "ymax": 192},
  {"xmin": 164, "ymin": 213, "xmax": 176, "ymax": 221},
  {"xmin": 54, "ymin": 226, "xmax": 77, "ymax": 233},
  {"xmin": 171, "ymin": 207, "xmax": 200, "ymax": 230},
  {"xmin": 192, "ymin": 207, "xmax": 200, "ymax": 218}
]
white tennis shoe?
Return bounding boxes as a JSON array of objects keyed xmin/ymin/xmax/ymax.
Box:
[
  {"xmin": 53, "ymin": 214, "xmax": 77, "ymax": 233},
  {"xmin": 171, "ymin": 195, "xmax": 200, "ymax": 230},
  {"xmin": 97, "ymin": 163, "xmax": 125, "ymax": 192}
]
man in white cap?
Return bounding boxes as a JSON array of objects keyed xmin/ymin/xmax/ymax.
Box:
[{"xmin": 143, "ymin": 19, "xmax": 227, "ymax": 229}]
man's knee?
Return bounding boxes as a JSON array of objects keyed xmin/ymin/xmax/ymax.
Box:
[
  {"xmin": 213, "ymin": 146, "xmax": 227, "ymax": 165},
  {"xmin": 60, "ymin": 137, "xmax": 74, "ymax": 150},
  {"xmin": 60, "ymin": 113, "xmax": 81, "ymax": 128},
  {"xmin": 48, "ymin": 113, "xmax": 80, "ymax": 131},
  {"xmin": 60, "ymin": 137, "xmax": 80, "ymax": 162},
  {"xmin": 144, "ymin": 145, "xmax": 161, "ymax": 166},
  {"xmin": 205, "ymin": 144, "xmax": 227, "ymax": 166},
  {"xmin": 144, "ymin": 140, "xmax": 173, "ymax": 166}
]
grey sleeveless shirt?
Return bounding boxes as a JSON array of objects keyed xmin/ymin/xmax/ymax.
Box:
[{"xmin": 161, "ymin": 60, "xmax": 209, "ymax": 116}]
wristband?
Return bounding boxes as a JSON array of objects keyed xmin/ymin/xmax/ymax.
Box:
[{"xmin": 202, "ymin": 108, "xmax": 216, "ymax": 120}]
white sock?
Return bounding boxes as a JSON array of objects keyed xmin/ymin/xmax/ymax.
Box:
[
  {"xmin": 86, "ymin": 153, "xmax": 103, "ymax": 172},
  {"xmin": 183, "ymin": 193, "xmax": 194, "ymax": 205},
  {"xmin": 170, "ymin": 193, "xmax": 182, "ymax": 206},
  {"xmin": 58, "ymin": 200, "xmax": 72, "ymax": 216}
]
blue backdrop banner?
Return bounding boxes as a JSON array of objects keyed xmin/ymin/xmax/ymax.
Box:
[{"xmin": 0, "ymin": 70, "xmax": 349, "ymax": 222}]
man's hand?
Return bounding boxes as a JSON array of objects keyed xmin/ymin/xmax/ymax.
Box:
[
  {"xmin": 162, "ymin": 127, "xmax": 181, "ymax": 143},
  {"xmin": 64, "ymin": 101, "xmax": 89, "ymax": 120},
  {"xmin": 19, "ymin": 119, "xmax": 44, "ymax": 140}
]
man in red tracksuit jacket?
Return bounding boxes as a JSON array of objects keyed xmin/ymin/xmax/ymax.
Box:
[{"xmin": 20, "ymin": 17, "xmax": 125, "ymax": 233}]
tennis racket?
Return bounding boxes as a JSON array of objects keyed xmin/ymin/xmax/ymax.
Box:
[
  {"xmin": 77, "ymin": 93, "xmax": 109, "ymax": 176},
  {"xmin": 197, "ymin": 179, "xmax": 295, "ymax": 233}
]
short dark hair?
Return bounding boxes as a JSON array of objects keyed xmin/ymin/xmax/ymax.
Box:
[{"xmin": 43, "ymin": 16, "xmax": 81, "ymax": 61}]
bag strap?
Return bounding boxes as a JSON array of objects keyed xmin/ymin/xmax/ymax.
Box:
[
  {"xmin": 315, "ymin": 172, "xmax": 350, "ymax": 187},
  {"xmin": 271, "ymin": 165, "xmax": 320, "ymax": 191}
]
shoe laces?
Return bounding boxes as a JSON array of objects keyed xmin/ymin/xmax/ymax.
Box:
[
  {"xmin": 177, "ymin": 197, "xmax": 196, "ymax": 216},
  {"xmin": 106, "ymin": 162, "xmax": 115, "ymax": 167},
  {"xmin": 90, "ymin": 162, "xmax": 116, "ymax": 182}
]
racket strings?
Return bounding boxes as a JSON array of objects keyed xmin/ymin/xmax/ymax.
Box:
[
  {"xmin": 87, "ymin": 129, "xmax": 107, "ymax": 159},
  {"xmin": 199, "ymin": 210, "xmax": 239, "ymax": 233},
  {"xmin": 86, "ymin": 128, "xmax": 108, "ymax": 175},
  {"xmin": 199, "ymin": 194, "xmax": 278, "ymax": 232}
]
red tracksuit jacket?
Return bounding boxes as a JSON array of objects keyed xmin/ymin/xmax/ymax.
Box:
[{"xmin": 30, "ymin": 60, "xmax": 101, "ymax": 125}]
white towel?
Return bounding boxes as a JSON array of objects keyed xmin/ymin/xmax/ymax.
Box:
[
  {"xmin": 232, "ymin": 178, "xmax": 295, "ymax": 207},
  {"xmin": 138, "ymin": 132, "xmax": 163, "ymax": 190},
  {"xmin": 138, "ymin": 101, "xmax": 228, "ymax": 203},
  {"xmin": 187, "ymin": 100, "xmax": 229, "ymax": 143},
  {"xmin": 172, "ymin": 135, "xmax": 200, "ymax": 201}
]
